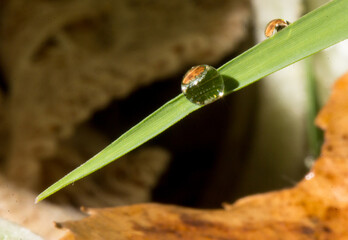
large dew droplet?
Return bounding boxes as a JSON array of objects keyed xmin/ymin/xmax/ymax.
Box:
[{"xmin": 181, "ymin": 65, "xmax": 224, "ymax": 105}]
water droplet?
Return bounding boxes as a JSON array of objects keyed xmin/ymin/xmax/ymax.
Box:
[
  {"xmin": 265, "ymin": 19, "xmax": 290, "ymax": 38},
  {"xmin": 181, "ymin": 65, "xmax": 224, "ymax": 105},
  {"xmin": 305, "ymin": 172, "xmax": 315, "ymax": 181}
]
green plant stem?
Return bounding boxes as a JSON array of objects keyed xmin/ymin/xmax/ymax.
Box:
[{"xmin": 305, "ymin": 58, "xmax": 323, "ymax": 158}]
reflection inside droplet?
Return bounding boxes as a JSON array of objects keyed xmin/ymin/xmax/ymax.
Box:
[
  {"xmin": 181, "ymin": 65, "xmax": 224, "ymax": 105},
  {"xmin": 265, "ymin": 19, "xmax": 290, "ymax": 38}
]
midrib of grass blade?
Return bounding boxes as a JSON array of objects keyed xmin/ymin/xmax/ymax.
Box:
[{"xmin": 36, "ymin": 0, "xmax": 348, "ymax": 202}]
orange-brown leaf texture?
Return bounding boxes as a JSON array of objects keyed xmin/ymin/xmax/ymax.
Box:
[{"xmin": 58, "ymin": 72, "xmax": 348, "ymax": 239}]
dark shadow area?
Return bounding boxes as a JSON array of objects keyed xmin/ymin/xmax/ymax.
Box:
[
  {"xmin": 0, "ymin": 68, "xmax": 8, "ymax": 94},
  {"xmin": 222, "ymin": 74, "xmax": 239, "ymax": 93},
  {"xmin": 152, "ymin": 98, "xmax": 230, "ymax": 207},
  {"xmin": 91, "ymin": 76, "xmax": 179, "ymax": 140}
]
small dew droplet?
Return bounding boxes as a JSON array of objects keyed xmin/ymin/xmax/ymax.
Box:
[
  {"xmin": 181, "ymin": 65, "xmax": 224, "ymax": 105},
  {"xmin": 305, "ymin": 172, "xmax": 315, "ymax": 181},
  {"xmin": 265, "ymin": 19, "xmax": 290, "ymax": 38}
]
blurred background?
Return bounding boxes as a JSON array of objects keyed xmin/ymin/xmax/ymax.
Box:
[{"xmin": 0, "ymin": 0, "xmax": 348, "ymax": 214}]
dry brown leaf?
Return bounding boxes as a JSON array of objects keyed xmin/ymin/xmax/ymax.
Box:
[{"xmin": 56, "ymin": 72, "xmax": 348, "ymax": 238}]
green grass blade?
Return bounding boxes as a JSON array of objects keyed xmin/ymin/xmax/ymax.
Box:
[
  {"xmin": 219, "ymin": 0, "xmax": 348, "ymax": 92},
  {"xmin": 36, "ymin": 0, "xmax": 348, "ymax": 202}
]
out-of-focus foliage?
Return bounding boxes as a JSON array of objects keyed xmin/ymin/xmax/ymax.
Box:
[{"xmin": 0, "ymin": 218, "xmax": 43, "ymax": 240}]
